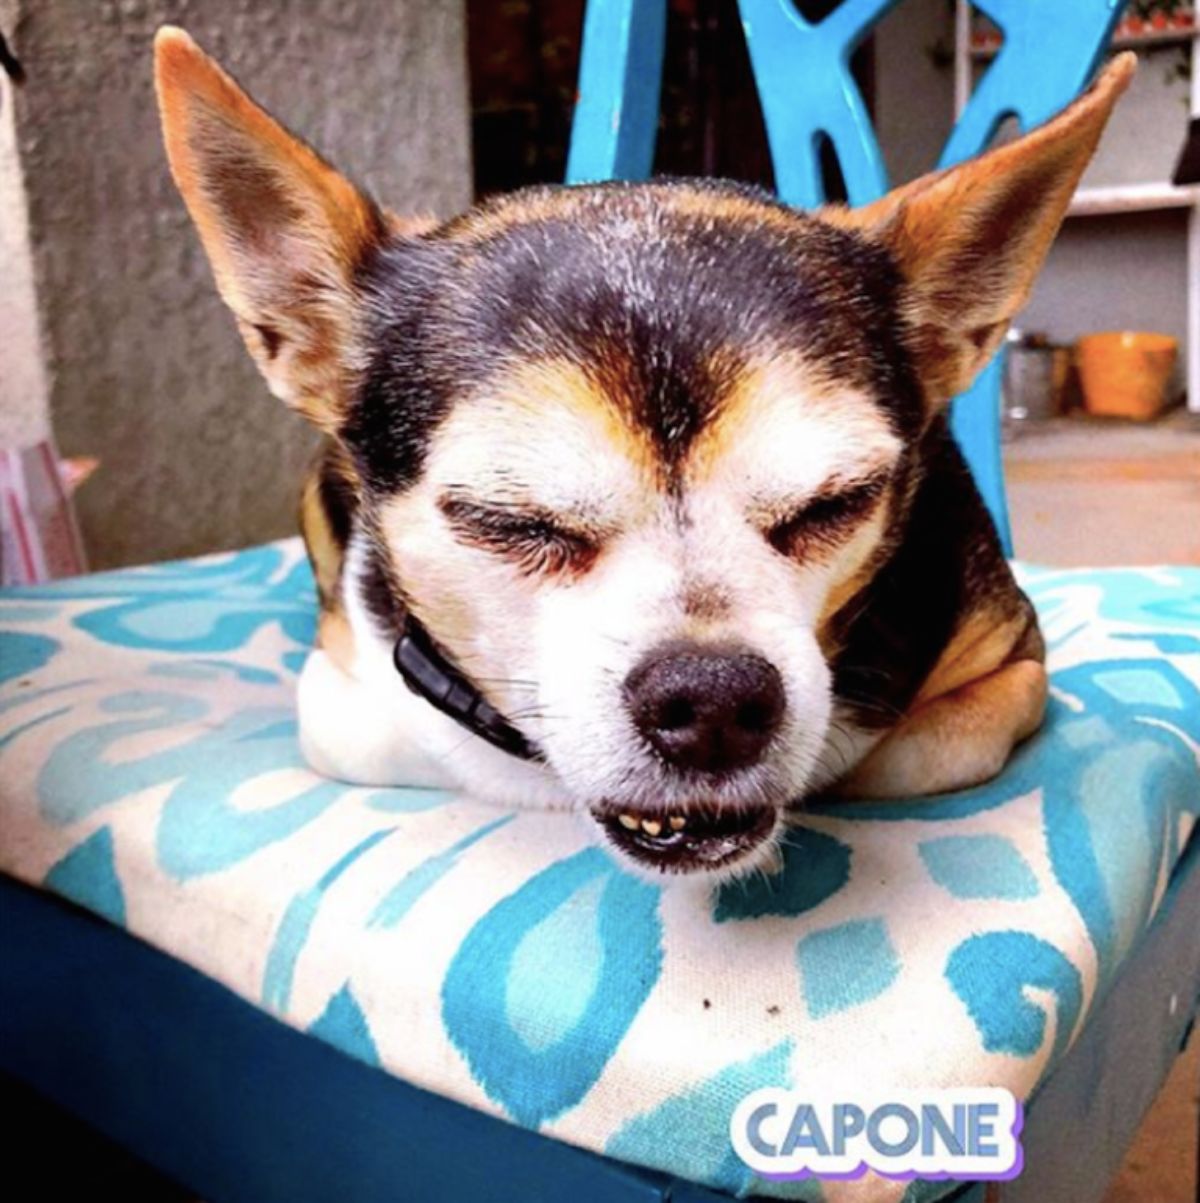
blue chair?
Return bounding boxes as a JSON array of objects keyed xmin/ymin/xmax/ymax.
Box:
[
  {"xmin": 3, "ymin": 5, "xmax": 1198, "ymax": 1203},
  {"xmin": 569, "ymin": 0, "xmax": 1135, "ymax": 552}
]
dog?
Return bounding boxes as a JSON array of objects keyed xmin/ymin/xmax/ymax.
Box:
[{"xmin": 154, "ymin": 28, "xmax": 1133, "ymax": 879}]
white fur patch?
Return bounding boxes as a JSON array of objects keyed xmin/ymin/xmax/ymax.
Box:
[{"xmin": 298, "ymin": 357, "xmax": 902, "ymax": 876}]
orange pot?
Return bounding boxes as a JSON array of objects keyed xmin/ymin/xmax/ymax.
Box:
[{"xmin": 1075, "ymin": 331, "xmax": 1178, "ymax": 421}]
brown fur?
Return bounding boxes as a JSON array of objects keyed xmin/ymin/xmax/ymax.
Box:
[
  {"xmin": 825, "ymin": 53, "xmax": 1136, "ymax": 406},
  {"xmin": 154, "ymin": 27, "xmax": 1135, "ymax": 811},
  {"xmin": 846, "ymin": 660, "xmax": 1048, "ymax": 797},
  {"xmin": 155, "ymin": 27, "xmax": 386, "ymax": 431}
]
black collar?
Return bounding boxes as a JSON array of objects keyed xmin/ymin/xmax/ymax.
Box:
[{"xmin": 393, "ymin": 615, "xmax": 541, "ymax": 762}]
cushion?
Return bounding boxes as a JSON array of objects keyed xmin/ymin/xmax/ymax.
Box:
[{"xmin": 1, "ymin": 541, "xmax": 1197, "ymax": 1202}]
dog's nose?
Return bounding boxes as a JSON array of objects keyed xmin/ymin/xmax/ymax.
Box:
[{"xmin": 624, "ymin": 643, "xmax": 785, "ymax": 774}]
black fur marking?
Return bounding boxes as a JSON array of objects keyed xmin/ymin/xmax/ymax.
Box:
[
  {"xmin": 360, "ymin": 540, "xmax": 405, "ymax": 636},
  {"xmin": 827, "ymin": 417, "xmax": 1023, "ymax": 728},
  {"xmin": 255, "ymin": 323, "xmax": 283, "ymax": 360},
  {"xmin": 316, "ymin": 446, "xmax": 358, "ymax": 551},
  {"xmin": 342, "ymin": 181, "xmax": 925, "ymax": 495},
  {"xmin": 342, "ymin": 240, "xmax": 458, "ymax": 492}
]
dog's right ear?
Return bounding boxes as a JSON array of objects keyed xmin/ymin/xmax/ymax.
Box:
[
  {"xmin": 823, "ymin": 53, "xmax": 1135, "ymax": 410},
  {"xmin": 154, "ymin": 27, "xmax": 386, "ymax": 432}
]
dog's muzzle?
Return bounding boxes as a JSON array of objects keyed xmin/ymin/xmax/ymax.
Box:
[{"xmin": 395, "ymin": 617, "xmax": 782, "ymax": 874}]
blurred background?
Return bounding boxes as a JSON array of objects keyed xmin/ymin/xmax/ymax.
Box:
[{"xmin": 0, "ymin": 0, "xmax": 1197, "ymax": 575}]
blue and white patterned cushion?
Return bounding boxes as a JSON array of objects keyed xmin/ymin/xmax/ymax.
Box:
[{"xmin": 1, "ymin": 541, "xmax": 1197, "ymax": 1203}]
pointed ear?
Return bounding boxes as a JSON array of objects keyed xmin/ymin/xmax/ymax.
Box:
[
  {"xmin": 824, "ymin": 53, "xmax": 1136, "ymax": 408},
  {"xmin": 154, "ymin": 26, "xmax": 387, "ymax": 431}
]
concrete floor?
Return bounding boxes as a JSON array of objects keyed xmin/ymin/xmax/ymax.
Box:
[
  {"xmin": 1007, "ymin": 406, "xmax": 1200, "ymax": 1202},
  {"xmin": 1104, "ymin": 1035, "xmax": 1199, "ymax": 1203},
  {"xmin": 1005, "ymin": 408, "xmax": 1200, "ymax": 566}
]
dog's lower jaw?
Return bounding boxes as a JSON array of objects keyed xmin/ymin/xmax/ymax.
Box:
[{"xmin": 589, "ymin": 800, "xmax": 785, "ymax": 877}]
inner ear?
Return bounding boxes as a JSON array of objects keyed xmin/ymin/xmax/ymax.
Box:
[
  {"xmin": 155, "ymin": 26, "xmax": 387, "ymax": 430},
  {"xmin": 197, "ymin": 131, "xmax": 306, "ymax": 258}
]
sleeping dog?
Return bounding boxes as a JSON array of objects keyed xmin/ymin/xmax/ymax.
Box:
[{"xmin": 154, "ymin": 29, "xmax": 1133, "ymax": 878}]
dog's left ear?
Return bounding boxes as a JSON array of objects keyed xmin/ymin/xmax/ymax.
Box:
[
  {"xmin": 154, "ymin": 26, "xmax": 390, "ymax": 432},
  {"xmin": 828, "ymin": 53, "xmax": 1135, "ymax": 407}
]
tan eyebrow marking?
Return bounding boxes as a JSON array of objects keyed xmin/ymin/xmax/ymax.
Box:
[
  {"xmin": 684, "ymin": 348, "xmax": 901, "ymax": 485},
  {"xmin": 472, "ymin": 356, "xmax": 659, "ymax": 476}
]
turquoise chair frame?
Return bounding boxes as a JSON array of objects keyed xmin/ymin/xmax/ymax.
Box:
[{"xmin": 565, "ymin": 0, "xmax": 1130, "ymax": 555}]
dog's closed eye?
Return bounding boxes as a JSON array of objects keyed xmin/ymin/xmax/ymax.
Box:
[
  {"xmin": 764, "ymin": 472, "xmax": 889, "ymax": 558},
  {"xmin": 438, "ymin": 495, "xmax": 601, "ymax": 577}
]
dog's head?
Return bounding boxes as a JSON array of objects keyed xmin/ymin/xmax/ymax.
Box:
[{"xmin": 155, "ymin": 29, "xmax": 1131, "ymax": 876}]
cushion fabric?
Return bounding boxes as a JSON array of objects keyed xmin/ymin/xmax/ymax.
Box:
[{"xmin": 1, "ymin": 541, "xmax": 1197, "ymax": 1202}]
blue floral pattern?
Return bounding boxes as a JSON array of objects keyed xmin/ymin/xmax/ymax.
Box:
[{"xmin": 0, "ymin": 544, "xmax": 1197, "ymax": 1203}]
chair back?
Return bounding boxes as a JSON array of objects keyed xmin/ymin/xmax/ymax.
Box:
[{"xmin": 566, "ymin": 0, "xmax": 1129, "ymax": 554}]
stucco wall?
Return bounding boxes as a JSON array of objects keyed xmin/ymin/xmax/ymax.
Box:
[
  {"xmin": 3, "ymin": 0, "xmax": 470, "ymax": 568},
  {"xmin": 0, "ymin": 6, "xmax": 51, "ymax": 452}
]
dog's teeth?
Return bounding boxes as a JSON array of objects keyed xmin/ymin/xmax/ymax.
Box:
[
  {"xmin": 641, "ymin": 819, "xmax": 663, "ymax": 837},
  {"xmin": 669, "ymin": 815, "xmax": 686, "ymax": 831},
  {"xmin": 618, "ymin": 814, "xmax": 639, "ymax": 831}
]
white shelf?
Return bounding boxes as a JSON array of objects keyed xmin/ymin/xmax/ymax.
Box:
[
  {"xmin": 952, "ymin": 0, "xmax": 1199, "ymax": 412},
  {"xmin": 1067, "ymin": 182, "xmax": 1200, "ymax": 217}
]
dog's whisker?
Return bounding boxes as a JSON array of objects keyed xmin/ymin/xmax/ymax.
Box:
[
  {"xmin": 835, "ymin": 692, "xmax": 905, "ymax": 724},
  {"xmin": 825, "ymin": 720, "xmax": 853, "ymax": 778}
]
